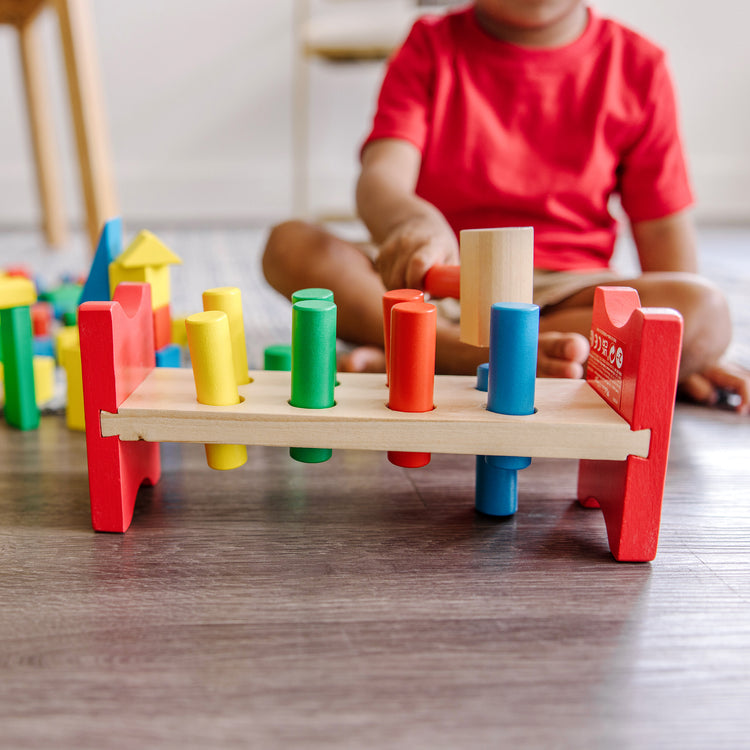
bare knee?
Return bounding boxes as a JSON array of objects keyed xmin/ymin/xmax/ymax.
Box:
[
  {"xmin": 683, "ymin": 278, "xmax": 732, "ymax": 375},
  {"xmin": 262, "ymin": 220, "xmax": 329, "ymax": 298},
  {"xmin": 653, "ymin": 274, "xmax": 732, "ymax": 377},
  {"xmin": 262, "ymin": 220, "xmax": 308, "ymax": 282}
]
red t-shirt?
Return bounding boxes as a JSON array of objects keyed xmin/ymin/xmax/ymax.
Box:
[{"xmin": 362, "ymin": 6, "xmax": 694, "ymax": 270}]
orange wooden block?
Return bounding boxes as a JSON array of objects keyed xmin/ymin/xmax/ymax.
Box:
[{"xmin": 153, "ymin": 304, "xmax": 172, "ymax": 351}]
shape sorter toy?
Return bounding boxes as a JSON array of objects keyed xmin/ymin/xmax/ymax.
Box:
[{"xmin": 78, "ymin": 227, "xmax": 683, "ymax": 562}]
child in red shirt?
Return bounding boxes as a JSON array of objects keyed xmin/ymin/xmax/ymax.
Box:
[{"xmin": 264, "ymin": 0, "xmax": 749, "ymax": 412}]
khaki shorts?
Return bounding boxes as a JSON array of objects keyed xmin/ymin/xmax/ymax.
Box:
[
  {"xmin": 532, "ymin": 268, "xmax": 623, "ymax": 309},
  {"xmin": 358, "ymin": 242, "xmax": 622, "ymax": 319}
]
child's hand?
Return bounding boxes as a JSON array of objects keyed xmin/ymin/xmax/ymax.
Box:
[
  {"xmin": 375, "ymin": 217, "xmax": 459, "ymax": 290},
  {"xmin": 679, "ymin": 361, "xmax": 750, "ymax": 414}
]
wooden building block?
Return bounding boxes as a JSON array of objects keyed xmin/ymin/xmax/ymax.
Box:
[
  {"xmin": 0, "ymin": 276, "xmax": 37, "ymax": 310},
  {"xmin": 108, "ymin": 230, "xmax": 181, "ymax": 310},
  {"xmin": 30, "ymin": 301, "xmax": 53, "ymax": 336},
  {"xmin": 155, "ymin": 343, "xmax": 181, "ymax": 368},
  {"xmin": 171, "ymin": 316, "xmax": 188, "ymax": 348},
  {"xmin": 152, "ymin": 303, "xmax": 172, "ymax": 351},
  {"xmin": 79, "ymin": 216, "xmax": 122, "ymax": 304},
  {"xmin": 60, "ymin": 335, "xmax": 84, "ymax": 431},
  {"xmin": 0, "ymin": 304, "xmax": 39, "ymax": 430},
  {"xmin": 459, "ymin": 227, "xmax": 534, "ymax": 347},
  {"xmin": 0, "ymin": 359, "xmax": 51, "ymax": 406},
  {"xmin": 33, "ymin": 354, "xmax": 55, "ymax": 406},
  {"xmin": 264, "ymin": 344, "xmax": 292, "ymax": 372},
  {"xmin": 55, "ymin": 324, "xmax": 78, "ymax": 364}
]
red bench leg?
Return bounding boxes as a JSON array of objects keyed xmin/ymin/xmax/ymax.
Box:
[
  {"xmin": 578, "ymin": 287, "xmax": 683, "ymax": 562},
  {"xmin": 79, "ymin": 283, "xmax": 161, "ymax": 532}
]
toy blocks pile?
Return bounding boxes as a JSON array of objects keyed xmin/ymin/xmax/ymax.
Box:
[{"xmin": 0, "ymin": 217, "xmax": 184, "ymax": 431}]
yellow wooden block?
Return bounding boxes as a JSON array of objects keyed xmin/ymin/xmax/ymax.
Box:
[
  {"xmin": 33, "ymin": 355, "xmax": 55, "ymax": 405},
  {"xmin": 108, "ymin": 264, "xmax": 170, "ymax": 309},
  {"xmin": 171, "ymin": 316, "xmax": 188, "ymax": 348},
  {"xmin": 117, "ymin": 230, "xmax": 182, "ymax": 269},
  {"xmin": 0, "ymin": 355, "xmax": 55, "ymax": 407},
  {"xmin": 109, "ymin": 230, "xmax": 182, "ymax": 310},
  {"xmin": 60, "ymin": 338, "xmax": 85, "ymax": 431},
  {"xmin": 0, "ymin": 276, "xmax": 37, "ymax": 310},
  {"xmin": 55, "ymin": 325, "xmax": 79, "ymax": 364}
]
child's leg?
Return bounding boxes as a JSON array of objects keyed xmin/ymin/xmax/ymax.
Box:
[
  {"xmin": 263, "ymin": 220, "xmax": 387, "ymax": 347},
  {"xmin": 262, "ymin": 221, "xmax": 589, "ymax": 377},
  {"xmin": 540, "ymin": 271, "xmax": 733, "ymax": 382}
]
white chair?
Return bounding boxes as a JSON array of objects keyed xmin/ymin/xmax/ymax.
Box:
[{"xmin": 293, "ymin": 0, "xmax": 452, "ymax": 217}]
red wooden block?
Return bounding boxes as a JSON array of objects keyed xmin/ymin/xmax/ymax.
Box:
[
  {"xmin": 578, "ymin": 287, "xmax": 683, "ymax": 562},
  {"xmin": 79, "ymin": 283, "xmax": 161, "ymax": 532},
  {"xmin": 5, "ymin": 265, "xmax": 33, "ymax": 279},
  {"xmin": 153, "ymin": 303, "xmax": 172, "ymax": 351},
  {"xmin": 31, "ymin": 302, "xmax": 54, "ymax": 337}
]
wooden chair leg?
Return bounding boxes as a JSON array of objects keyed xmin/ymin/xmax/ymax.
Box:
[
  {"xmin": 292, "ymin": 0, "xmax": 311, "ymax": 216},
  {"xmin": 53, "ymin": 0, "xmax": 117, "ymax": 253},
  {"xmin": 18, "ymin": 13, "xmax": 68, "ymax": 247}
]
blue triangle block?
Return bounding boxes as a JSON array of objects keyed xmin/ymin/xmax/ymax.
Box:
[{"xmin": 78, "ymin": 217, "xmax": 124, "ymax": 305}]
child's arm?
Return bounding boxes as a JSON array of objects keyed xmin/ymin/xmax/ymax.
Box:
[
  {"xmin": 357, "ymin": 139, "xmax": 459, "ymax": 290},
  {"xmin": 632, "ymin": 210, "xmax": 749, "ymax": 413},
  {"xmin": 631, "ymin": 210, "xmax": 699, "ymax": 273}
]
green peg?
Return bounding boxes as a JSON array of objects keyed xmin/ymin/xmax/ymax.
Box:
[{"xmin": 290, "ymin": 299, "xmax": 336, "ymax": 463}]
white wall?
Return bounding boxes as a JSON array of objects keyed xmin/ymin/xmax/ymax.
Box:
[
  {"xmin": 595, "ymin": 0, "xmax": 750, "ymax": 223},
  {"xmin": 0, "ymin": 0, "xmax": 748, "ymax": 228}
]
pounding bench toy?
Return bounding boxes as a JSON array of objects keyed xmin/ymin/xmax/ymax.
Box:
[{"xmin": 78, "ymin": 227, "xmax": 683, "ymax": 562}]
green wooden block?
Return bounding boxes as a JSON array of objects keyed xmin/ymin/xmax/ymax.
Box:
[
  {"xmin": 0, "ymin": 306, "xmax": 39, "ymax": 430},
  {"xmin": 40, "ymin": 282, "xmax": 83, "ymax": 319},
  {"xmin": 264, "ymin": 344, "xmax": 292, "ymax": 372}
]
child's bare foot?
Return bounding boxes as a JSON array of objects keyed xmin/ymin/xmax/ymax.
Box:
[
  {"xmin": 537, "ymin": 332, "xmax": 590, "ymax": 379},
  {"xmin": 339, "ymin": 333, "xmax": 588, "ymax": 378},
  {"xmin": 339, "ymin": 346, "xmax": 387, "ymax": 373}
]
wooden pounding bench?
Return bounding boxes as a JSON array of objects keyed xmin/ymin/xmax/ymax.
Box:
[{"xmin": 78, "ymin": 228, "xmax": 683, "ymax": 562}]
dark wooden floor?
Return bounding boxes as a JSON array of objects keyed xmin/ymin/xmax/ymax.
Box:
[
  {"xmin": 0, "ymin": 401, "xmax": 749, "ymax": 749},
  {"xmin": 1, "ymin": 226, "xmax": 749, "ymax": 748}
]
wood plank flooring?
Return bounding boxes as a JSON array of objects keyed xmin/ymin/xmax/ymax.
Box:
[{"xmin": 0, "ymin": 226, "xmax": 749, "ymax": 748}]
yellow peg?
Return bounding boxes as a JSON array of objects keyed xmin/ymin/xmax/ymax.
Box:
[
  {"xmin": 201, "ymin": 286, "xmax": 250, "ymax": 385},
  {"xmin": 185, "ymin": 311, "xmax": 247, "ymax": 471}
]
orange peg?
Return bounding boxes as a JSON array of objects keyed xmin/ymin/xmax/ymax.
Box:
[
  {"xmin": 387, "ymin": 300, "xmax": 437, "ymax": 468},
  {"xmin": 382, "ymin": 289, "xmax": 424, "ymax": 384}
]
